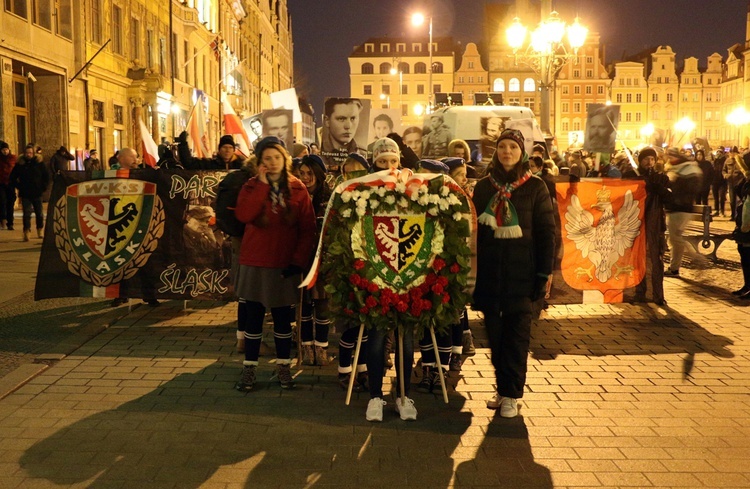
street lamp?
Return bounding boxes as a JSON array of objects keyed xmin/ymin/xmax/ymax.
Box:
[
  {"xmin": 673, "ymin": 117, "xmax": 695, "ymax": 147},
  {"xmin": 506, "ymin": 11, "xmax": 588, "ymax": 138},
  {"xmin": 641, "ymin": 123, "xmax": 655, "ymax": 143},
  {"xmin": 411, "ymin": 12, "xmax": 433, "ymax": 113},
  {"xmin": 380, "ymin": 92, "xmax": 390, "ymax": 109},
  {"xmin": 727, "ymin": 107, "xmax": 750, "ymax": 147}
]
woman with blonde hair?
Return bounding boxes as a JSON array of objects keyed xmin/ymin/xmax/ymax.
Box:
[{"xmin": 447, "ymin": 139, "xmax": 471, "ymax": 160}]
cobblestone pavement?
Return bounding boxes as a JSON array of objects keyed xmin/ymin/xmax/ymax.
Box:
[{"xmin": 0, "ymin": 216, "xmax": 748, "ymax": 488}]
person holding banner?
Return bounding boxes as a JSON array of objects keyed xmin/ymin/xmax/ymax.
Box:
[
  {"xmin": 233, "ymin": 137, "xmax": 317, "ymax": 391},
  {"xmin": 178, "ymin": 133, "xmax": 245, "ymax": 170},
  {"xmin": 472, "ymin": 129, "xmax": 555, "ymax": 418}
]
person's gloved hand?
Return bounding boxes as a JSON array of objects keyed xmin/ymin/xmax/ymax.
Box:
[
  {"xmin": 531, "ymin": 275, "xmax": 550, "ymax": 301},
  {"xmin": 281, "ymin": 265, "xmax": 304, "ymax": 278}
]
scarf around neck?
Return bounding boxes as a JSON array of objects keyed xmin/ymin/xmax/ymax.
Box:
[{"xmin": 477, "ymin": 170, "xmax": 532, "ymax": 238}]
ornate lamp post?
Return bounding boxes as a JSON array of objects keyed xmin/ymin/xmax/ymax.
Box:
[
  {"xmin": 411, "ymin": 13, "xmax": 433, "ymax": 113},
  {"xmin": 506, "ymin": 11, "xmax": 588, "ymax": 138}
]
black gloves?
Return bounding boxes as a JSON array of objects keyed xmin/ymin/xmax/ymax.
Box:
[
  {"xmin": 531, "ymin": 275, "xmax": 550, "ymax": 302},
  {"xmin": 281, "ymin": 265, "xmax": 304, "ymax": 278}
]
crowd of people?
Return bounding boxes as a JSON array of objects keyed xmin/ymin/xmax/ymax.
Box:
[{"xmin": 4, "ymin": 129, "xmax": 750, "ymax": 423}]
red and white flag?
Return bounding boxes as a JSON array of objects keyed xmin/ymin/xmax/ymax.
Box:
[
  {"xmin": 222, "ymin": 98, "xmax": 252, "ymax": 157},
  {"xmin": 186, "ymin": 98, "xmax": 210, "ymax": 158},
  {"xmin": 138, "ymin": 119, "xmax": 159, "ymax": 167}
]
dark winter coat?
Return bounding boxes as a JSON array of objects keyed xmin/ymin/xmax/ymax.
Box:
[
  {"xmin": 0, "ymin": 152, "xmax": 16, "ymax": 186},
  {"xmin": 177, "ymin": 141, "xmax": 244, "ymax": 170},
  {"xmin": 472, "ymin": 173, "xmax": 555, "ymax": 313},
  {"xmin": 49, "ymin": 147, "xmax": 75, "ymax": 173},
  {"xmin": 697, "ymin": 158, "xmax": 713, "ymax": 195},
  {"xmin": 665, "ymin": 161, "xmax": 702, "ymax": 213},
  {"xmin": 733, "ymin": 179, "xmax": 750, "ymax": 244},
  {"xmin": 9, "ymin": 155, "xmax": 50, "ymax": 199},
  {"xmin": 713, "ymin": 156, "xmax": 726, "ymax": 186}
]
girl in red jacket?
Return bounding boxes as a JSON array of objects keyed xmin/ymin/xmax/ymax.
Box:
[{"xmin": 234, "ymin": 137, "xmax": 317, "ymax": 391}]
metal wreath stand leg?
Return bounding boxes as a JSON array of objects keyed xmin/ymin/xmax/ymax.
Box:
[
  {"xmin": 345, "ymin": 323, "xmax": 365, "ymax": 406},
  {"xmin": 398, "ymin": 325, "xmax": 406, "ymax": 402},
  {"xmin": 295, "ymin": 285, "xmax": 304, "ymax": 367},
  {"xmin": 429, "ymin": 325, "xmax": 449, "ymax": 404}
]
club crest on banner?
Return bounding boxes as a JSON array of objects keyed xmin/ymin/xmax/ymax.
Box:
[
  {"xmin": 53, "ymin": 179, "xmax": 165, "ymax": 287},
  {"xmin": 357, "ymin": 214, "xmax": 438, "ymax": 290}
]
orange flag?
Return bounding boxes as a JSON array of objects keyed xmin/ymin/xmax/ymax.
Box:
[
  {"xmin": 222, "ymin": 99, "xmax": 252, "ymax": 157},
  {"xmin": 186, "ymin": 98, "xmax": 210, "ymax": 158},
  {"xmin": 556, "ymin": 179, "xmax": 647, "ymax": 303}
]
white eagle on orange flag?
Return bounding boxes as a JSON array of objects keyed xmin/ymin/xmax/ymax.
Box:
[{"xmin": 564, "ymin": 187, "xmax": 641, "ymax": 283}]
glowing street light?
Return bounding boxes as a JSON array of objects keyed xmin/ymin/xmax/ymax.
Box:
[
  {"xmin": 506, "ymin": 11, "xmax": 588, "ymax": 138},
  {"xmin": 414, "ymin": 103, "xmax": 424, "ymax": 117},
  {"xmin": 727, "ymin": 107, "xmax": 750, "ymax": 146},
  {"xmin": 641, "ymin": 123, "xmax": 655, "ymax": 140}
]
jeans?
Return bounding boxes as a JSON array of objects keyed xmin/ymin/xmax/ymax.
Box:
[
  {"xmin": 367, "ymin": 325, "xmax": 414, "ymax": 399},
  {"xmin": 666, "ymin": 212, "xmax": 692, "ymax": 272},
  {"xmin": 483, "ymin": 306, "xmax": 532, "ymax": 399},
  {"xmin": 0, "ymin": 184, "xmax": 15, "ymax": 227},
  {"xmin": 21, "ymin": 197, "xmax": 43, "ymax": 231}
]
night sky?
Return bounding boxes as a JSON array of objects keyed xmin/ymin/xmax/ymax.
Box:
[{"xmin": 288, "ymin": 0, "xmax": 748, "ymax": 118}]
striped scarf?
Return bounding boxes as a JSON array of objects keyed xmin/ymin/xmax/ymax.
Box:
[{"xmin": 477, "ymin": 171, "xmax": 532, "ymax": 238}]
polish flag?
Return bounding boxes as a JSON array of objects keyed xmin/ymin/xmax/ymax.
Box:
[
  {"xmin": 223, "ymin": 98, "xmax": 252, "ymax": 157},
  {"xmin": 138, "ymin": 119, "xmax": 159, "ymax": 167},
  {"xmin": 186, "ymin": 98, "xmax": 210, "ymax": 158}
]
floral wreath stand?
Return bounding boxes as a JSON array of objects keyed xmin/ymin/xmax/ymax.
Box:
[{"xmin": 300, "ymin": 169, "xmax": 476, "ymax": 406}]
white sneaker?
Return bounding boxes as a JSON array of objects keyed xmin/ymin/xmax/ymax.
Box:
[
  {"xmin": 395, "ymin": 397, "xmax": 417, "ymax": 421},
  {"xmin": 487, "ymin": 394, "xmax": 519, "ymax": 418},
  {"xmin": 366, "ymin": 397, "xmax": 387, "ymax": 422}
]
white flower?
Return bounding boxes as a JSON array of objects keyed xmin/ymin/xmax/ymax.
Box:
[
  {"xmin": 356, "ymin": 206, "xmax": 366, "ymax": 217},
  {"xmin": 418, "ymin": 185, "xmax": 429, "ymax": 194},
  {"xmin": 428, "ymin": 194, "xmax": 440, "ymax": 204},
  {"xmin": 360, "ymin": 190, "xmax": 371, "ymax": 200},
  {"xmin": 356, "ymin": 198, "xmax": 368, "ymax": 209},
  {"xmin": 395, "ymin": 182, "xmax": 406, "ymax": 193},
  {"xmin": 352, "ymin": 190, "xmax": 361, "ymax": 200},
  {"xmin": 385, "ymin": 195, "xmax": 396, "ymax": 205},
  {"xmin": 418, "ymin": 195, "xmax": 430, "ymax": 206},
  {"xmin": 453, "ymin": 212, "xmax": 463, "ymax": 221},
  {"xmin": 399, "ymin": 197, "xmax": 409, "ymax": 208},
  {"xmin": 432, "ymin": 233, "xmax": 444, "ymax": 254},
  {"xmin": 410, "ymin": 191, "xmax": 420, "ymax": 201},
  {"xmin": 438, "ymin": 199, "xmax": 450, "ymax": 211},
  {"xmin": 448, "ymin": 194, "xmax": 461, "ymax": 206},
  {"xmin": 440, "ymin": 186, "xmax": 450, "ymax": 196},
  {"xmin": 342, "ymin": 208, "xmax": 352, "ymax": 218},
  {"xmin": 428, "ymin": 207, "xmax": 439, "ymax": 216},
  {"xmin": 341, "ymin": 191, "xmax": 352, "ymax": 203},
  {"xmin": 377, "ymin": 187, "xmax": 387, "ymax": 197},
  {"xmin": 370, "ymin": 199, "xmax": 380, "ymax": 210}
]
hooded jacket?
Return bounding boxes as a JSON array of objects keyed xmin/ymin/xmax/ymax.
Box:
[
  {"xmin": 9, "ymin": 154, "xmax": 50, "ymax": 199},
  {"xmin": 665, "ymin": 160, "xmax": 702, "ymax": 213}
]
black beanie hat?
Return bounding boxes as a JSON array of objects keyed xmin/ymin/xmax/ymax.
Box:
[
  {"xmin": 218, "ymin": 135, "xmax": 236, "ymax": 150},
  {"xmin": 0, "ymin": 141, "xmax": 8, "ymax": 151},
  {"xmin": 638, "ymin": 148, "xmax": 657, "ymax": 164},
  {"xmin": 253, "ymin": 136, "xmax": 285, "ymax": 158},
  {"xmin": 301, "ymin": 154, "xmax": 327, "ymax": 175}
]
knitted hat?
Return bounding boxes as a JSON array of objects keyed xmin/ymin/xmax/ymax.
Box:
[
  {"xmin": 89, "ymin": 149, "xmax": 97, "ymax": 155},
  {"xmin": 496, "ymin": 129, "xmax": 525, "ymax": 150},
  {"xmin": 442, "ymin": 157, "xmax": 466, "ymax": 172},
  {"xmin": 371, "ymin": 137, "xmax": 400, "ymax": 163},
  {"xmin": 0, "ymin": 141, "xmax": 8, "ymax": 151},
  {"xmin": 218, "ymin": 135, "xmax": 236, "ymax": 149},
  {"xmin": 346, "ymin": 152, "xmax": 369, "ymax": 169},
  {"xmin": 665, "ymin": 147, "xmax": 689, "ymax": 164},
  {"xmin": 301, "ymin": 154, "xmax": 327, "ymax": 175},
  {"xmin": 418, "ymin": 159, "xmax": 449, "ymax": 174},
  {"xmin": 253, "ymin": 136, "xmax": 285, "ymax": 158},
  {"xmin": 637, "ymin": 148, "xmax": 657, "ymax": 164}
]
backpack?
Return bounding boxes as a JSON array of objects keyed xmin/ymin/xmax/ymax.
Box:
[{"xmin": 214, "ymin": 167, "xmax": 253, "ymax": 237}]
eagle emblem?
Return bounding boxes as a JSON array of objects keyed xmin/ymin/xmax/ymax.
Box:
[{"xmin": 565, "ymin": 187, "xmax": 642, "ymax": 283}]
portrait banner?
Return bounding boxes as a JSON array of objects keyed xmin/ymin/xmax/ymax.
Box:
[
  {"xmin": 261, "ymin": 109, "xmax": 294, "ymax": 149},
  {"xmin": 36, "ymin": 169, "xmax": 235, "ymax": 302},
  {"xmin": 366, "ymin": 108, "xmax": 402, "ymax": 156},
  {"xmin": 551, "ymin": 178, "xmax": 649, "ymax": 304},
  {"xmin": 320, "ymin": 97, "xmax": 371, "ymax": 171},
  {"xmin": 421, "ymin": 112, "xmax": 456, "ymax": 159},
  {"xmin": 584, "ymin": 103, "xmax": 620, "ymax": 154},
  {"xmin": 478, "ymin": 113, "xmax": 511, "ymax": 164}
]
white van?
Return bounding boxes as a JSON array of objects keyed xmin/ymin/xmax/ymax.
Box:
[{"xmin": 422, "ymin": 105, "xmax": 545, "ymax": 164}]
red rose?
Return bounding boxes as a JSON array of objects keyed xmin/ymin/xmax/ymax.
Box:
[
  {"xmin": 437, "ymin": 276, "xmax": 449, "ymax": 287},
  {"xmin": 396, "ymin": 301, "xmax": 408, "ymax": 313},
  {"xmin": 442, "ymin": 293, "xmax": 450, "ymax": 304},
  {"xmin": 419, "ymin": 283, "xmax": 430, "ymax": 294},
  {"xmin": 359, "ymin": 306, "xmax": 369, "ymax": 314},
  {"xmin": 367, "ymin": 282, "xmax": 378, "ymax": 293},
  {"xmin": 359, "ymin": 278, "xmax": 370, "ymax": 289},
  {"xmin": 425, "ymin": 273, "xmax": 438, "ymax": 285},
  {"xmin": 344, "ymin": 308, "xmax": 354, "ymax": 315},
  {"xmin": 450, "ymin": 263, "xmax": 460, "ymax": 274},
  {"xmin": 381, "ymin": 305, "xmax": 390, "ymax": 314},
  {"xmin": 399, "ymin": 293, "xmax": 410, "ymax": 303},
  {"xmin": 422, "ymin": 300, "xmax": 432, "ymax": 310},
  {"xmin": 433, "ymin": 258, "xmax": 446, "ymax": 271},
  {"xmin": 410, "ymin": 287, "xmax": 423, "ymax": 299},
  {"xmin": 431, "ymin": 284, "xmax": 444, "ymax": 295},
  {"xmin": 349, "ymin": 274, "xmax": 361, "ymax": 286},
  {"xmin": 366, "ymin": 296, "xmax": 378, "ymax": 308},
  {"xmin": 353, "ymin": 260, "xmax": 365, "ymax": 270}
]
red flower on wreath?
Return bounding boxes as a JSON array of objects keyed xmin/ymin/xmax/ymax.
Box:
[
  {"xmin": 367, "ymin": 282, "xmax": 378, "ymax": 293},
  {"xmin": 433, "ymin": 258, "xmax": 446, "ymax": 271},
  {"xmin": 396, "ymin": 301, "xmax": 408, "ymax": 313},
  {"xmin": 365, "ymin": 296, "xmax": 378, "ymax": 308},
  {"xmin": 353, "ymin": 259, "xmax": 365, "ymax": 270},
  {"xmin": 450, "ymin": 263, "xmax": 460, "ymax": 274},
  {"xmin": 349, "ymin": 274, "xmax": 361, "ymax": 286},
  {"xmin": 425, "ymin": 273, "xmax": 438, "ymax": 285},
  {"xmin": 442, "ymin": 293, "xmax": 450, "ymax": 304},
  {"xmin": 437, "ymin": 276, "xmax": 449, "ymax": 287},
  {"xmin": 431, "ymin": 283, "xmax": 444, "ymax": 295},
  {"xmin": 360, "ymin": 306, "xmax": 369, "ymax": 314}
]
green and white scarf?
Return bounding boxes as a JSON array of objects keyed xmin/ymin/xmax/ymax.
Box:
[{"xmin": 477, "ymin": 171, "xmax": 532, "ymax": 239}]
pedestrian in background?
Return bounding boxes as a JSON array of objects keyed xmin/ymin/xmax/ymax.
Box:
[
  {"xmin": 664, "ymin": 148, "xmax": 703, "ymax": 277},
  {"xmin": 9, "ymin": 145, "xmax": 49, "ymax": 241},
  {"xmin": 0, "ymin": 141, "xmax": 17, "ymax": 231},
  {"xmin": 695, "ymin": 149, "xmax": 713, "ymax": 206}
]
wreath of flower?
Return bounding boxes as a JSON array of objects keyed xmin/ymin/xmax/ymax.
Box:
[{"xmin": 319, "ymin": 170, "xmax": 473, "ymax": 336}]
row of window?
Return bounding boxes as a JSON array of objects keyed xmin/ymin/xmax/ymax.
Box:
[
  {"xmin": 458, "ymin": 76, "xmax": 484, "ymax": 84},
  {"xmin": 363, "ymin": 83, "xmax": 441, "ymax": 96},
  {"xmin": 561, "ymin": 85, "xmax": 606, "ymax": 95},
  {"xmin": 92, "ymin": 100, "xmax": 124, "ymax": 125},
  {"xmin": 363, "ymin": 42, "xmax": 436, "ymax": 54},
  {"xmin": 361, "ymin": 62, "xmax": 444, "ymax": 75},
  {"xmin": 5, "ymin": 0, "xmax": 72, "ymax": 39}
]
